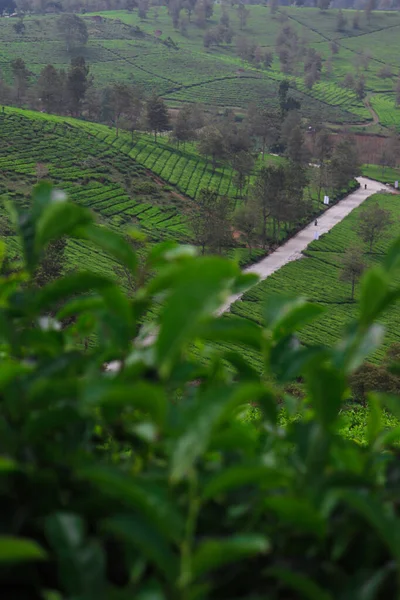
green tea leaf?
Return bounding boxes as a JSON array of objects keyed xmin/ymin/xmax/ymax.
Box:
[
  {"xmin": 192, "ymin": 535, "xmax": 270, "ymax": 579},
  {"xmin": 305, "ymin": 361, "xmax": 345, "ymax": 428},
  {"xmin": 171, "ymin": 384, "xmax": 262, "ymax": 482},
  {"xmin": 267, "ymin": 567, "xmax": 332, "ymax": 600},
  {"xmin": 203, "ymin": 465, "xmax": 286, "ymax": 500},
  {"xmin": 156, "ymin": 257, "xmax": 238, "ymax": 376},
  {"xmin": 264, "ymin": 496, "xmax": 325, "ymax": 537},
  {"xmin": 337, "ymin": 491, "xmax": 400, "ymax": 560},
  {"xmin": 45, "ymin": 513, "xmax": 105, "ymax": 600},
  {"xmin": 367, "ymin": 393, "xmax": 382, "ymax": 445},
  {"xmin": 74, "ymin": 224, "xmax": 137, "ymax": 273},
  {"xmin": 104, "ymin": 514, "xmax": 178, "ymax": 583},
  {"xmin": 201, "ymin": 315, "xmax": 263, "ymax": 349},
  {"xmin": 0, "ymin": 536, "xmax": 47, "ymax": 563},
  {"xmin": 34, "ymin": 272, "xmax": 113, "ymax": 312},
  {"xmin": 359, "ymin": 268, "xmax": 390, "ymax": 325},
  {"xmin": 79, "ymin": 467, "xmax": 182, "ymax": 542},
  {"xmin": 83, "ymin": 381, "xmax": 167, "ymax": 426},
  {"xmin": 36, "ymin": 202, "xmax": 93, "ymax": 250}
]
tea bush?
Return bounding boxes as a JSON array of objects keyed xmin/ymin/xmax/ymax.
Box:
[{"xmin": 2, "ymin": 182, "xmax": 400, "ymax": 599}]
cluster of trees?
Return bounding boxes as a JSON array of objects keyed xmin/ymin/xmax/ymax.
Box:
[
  {"xmin": 189, "ymin": 120, "xmax": 360, "ymax": 257},
  {"xmin": 0, "ymin": 56, "xmax": 92, "ymax": 113},
  {"xmin": 0, "ymin": 53, "xmax": 172, "ymax": 140}
]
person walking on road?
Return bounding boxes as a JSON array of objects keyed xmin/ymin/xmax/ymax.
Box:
[{"xmin": 314, "ymin": 219, "xmax": 318, "ymax": 226}]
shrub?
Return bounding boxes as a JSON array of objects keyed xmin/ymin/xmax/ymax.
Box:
[{"xmin": 3, "ymin": 182, "xmax": 400, "ymax": 598}]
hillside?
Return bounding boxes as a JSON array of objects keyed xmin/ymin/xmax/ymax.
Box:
[
  {"xmin": 1, "ymin": 6, "xmax": 400, "ymax": 128},
  {"xmin": 226, "ymin": 191, "xmax": 400, "ymax": 371}
]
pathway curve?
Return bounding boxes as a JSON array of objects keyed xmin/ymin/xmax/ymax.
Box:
[{"xmin": 218, "ymin": 176, "xmax": 395, "ymax": 314}]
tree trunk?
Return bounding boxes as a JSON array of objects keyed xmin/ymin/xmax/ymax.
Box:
[
  {"xmin": 262, "ymin": 205, "xmax": 267, "ymax": 248},
  {"xmin": 351, "ymin": 277, "xmax": 355, "ymax": 300}
]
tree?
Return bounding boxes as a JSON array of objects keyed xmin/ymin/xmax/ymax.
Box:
[
  {"xmin": 330, "ymin": 40, "xmax": 339, "ymax": 55},
  {"xmin": 237, "ymin": 2, "xmax": 250, "ymax": 30},
  {"xmin": 220, "ymin": 8, "xmax": 229, "ymax": 28},
  {"xmin": 38, "ymin": 64, "xmax": 62, "ymax": 113},
  {"xmin": 270, "ymin": 0, "xmax": 278, "ymax": 13},
  {"xmin": 56, "ymin": 14, "xmax": 88, "ymax": 53},
  {"xmin": 247, "ymin": 104, "xmax": 280, "ymax": 159},
  {"xmin": 352, "ymin": 10, "xmax": 360, "ymax": 29},
  {"xmin": 66, "ymin": 57, "xmax": 90, "ymax": 116},
  {"xmin": 197, "ymin": 125, "xmax": 227, "ymax": 170},
  {"xmin": 232, "ymin": 151, "xmax": 254, "ymax": 199},
  {"xmin": 354, "ymin": 75, "xmax": 366, "ymax": 100},
  {"xmin": 357, "ymin": 202, "xmax": 394, "ymax": 252},
  {"xmin": 329, "ymin": 138, "xmax": 360, "ymax": 192},
  {"xmin": 343, "ymin": 72, "xmax": 355, "ymax": 90},
  {"xmin": 125, "ymin": 90, "xmax": 144, "ymax": 143},
  {"xmin": 264, "ymin": 51, "xmax": 273, "ymax": 69},
  {"xmin": 314, "ymin": 129, "xmax": 333, "ymax": 200},
  {"xmin": 234, "ymin": 200, "xmax": 259, "ymax": 253},
  {"xmin": 146, "ymin": 95, "xmax": 169, "ymax": 142},
  {"xmin": 339, "ymin": 245, "xmax": 366, "ymax": 300},
  {"xmin": 11, "ymin": 58, "xmax": 30, "ymax": 106},
  {"xmin": 364, "ymin": 0, "xmax": 377, "ymax": 25},
  {"xmin": 252, "ymin": 164, "xmax": 286, "ymax": 247},
  {"xmin": 188, "ymin": 189, "xmax": 233, "ymax": 254},
  {"xmin": 336, "ymin": 9, "xmax": 347, "ymax": 32},
  {"xmin": 278, "ymin": 79, "xmax": 300, "ymax": 119},
  {"xmin": 285, "ymin": 125, "xmax": 308, "ymax": 164},
  {"xmin": 110, "ymin": 83, "xmax": 132, "ymax": 137},
  {"xmin": 317, "ymin": 0, "xmax": 331, "ymax": 10},
  {"xmin": 172, "ymin": 104, "xmax": 197, "ymax": 147},
  {"xmin": 138, "ymin": 0, "xmax": 149, "ymax": 19}
]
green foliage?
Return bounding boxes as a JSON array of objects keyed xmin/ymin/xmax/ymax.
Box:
[{"xmin": 3, "ymin": 181, "xmax": 400, "ymax": 599}]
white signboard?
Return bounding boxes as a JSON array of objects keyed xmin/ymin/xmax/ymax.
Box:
[
  {"xmin": 323, "ymin": 195, "xmax": 329, "ymax": 205},
  {"xmin": 395, "ymin": 181, "xmax": 398, "ymax": 189},
  {"xmin": 314, "ymin": 231, "xmax": 319, "ymax": 240}
]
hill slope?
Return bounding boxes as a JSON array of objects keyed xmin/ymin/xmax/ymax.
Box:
[{"xmin": 1, "ymin": 7, "xmax": 400, "ymax": 127}]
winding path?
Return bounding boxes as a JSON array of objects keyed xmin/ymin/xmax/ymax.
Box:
[{"xmin": 218, "ymin": 176, "xmax": 395, "ymax": 313}]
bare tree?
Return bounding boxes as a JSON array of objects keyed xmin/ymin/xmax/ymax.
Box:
[{"xmin": 339, "ymin": 246, "xmax": 366, "ymax": 301}]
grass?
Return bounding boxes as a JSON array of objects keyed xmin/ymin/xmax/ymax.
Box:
[
  {"xmin": 241, "ymin": 402, "xmax": 399, "ymax": 446},
  {"xmin": 226, "ymin": 192, "xmax": 400, "ymax": 372},
  {"xmin": 1, "ymin": 7, "xmax": 400, "ymax": 126},
  {"xmin": 362, "ymin": 164, "xmax": 400, "ymax": 186}
]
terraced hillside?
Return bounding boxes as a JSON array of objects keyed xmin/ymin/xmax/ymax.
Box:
[
  {"xmin": 227, "ymin": 192, "xmax": 400, "ymax": 370},
  {"xmin": 1, "ymin": 7, "xmax": 400, "ymax": 127},
  {"xmin": 0, "ymin": 111, "xmax": 202, "ymax": 277}
]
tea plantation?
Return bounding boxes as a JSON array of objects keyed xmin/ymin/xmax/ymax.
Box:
[
  {"xmin": 228, "ymin": 192, "xmax": 400, "ymax": 370},
  {"xmin": 1, "ymin": 6, "xmax": 400, "ymax": 127}
]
